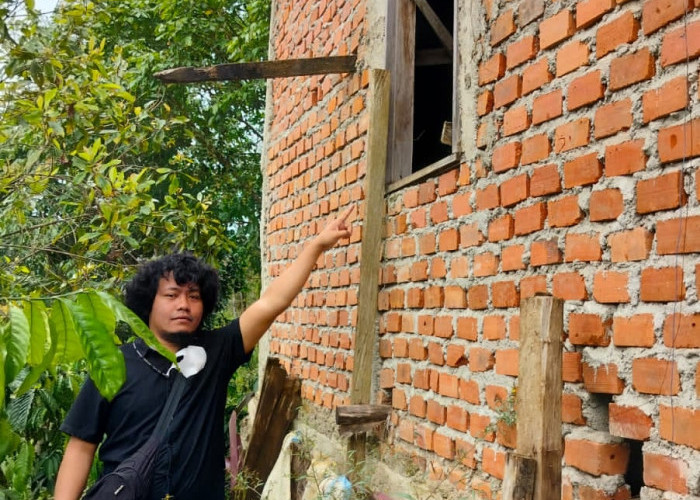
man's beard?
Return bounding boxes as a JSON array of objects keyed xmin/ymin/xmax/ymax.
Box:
[{"xmin": 160, "ymin": 331, "xmax": 198, "ymax": 349}]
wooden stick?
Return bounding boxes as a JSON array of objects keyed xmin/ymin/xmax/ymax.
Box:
[
  {"xmin": 412, "ymin": 0, "xmax": 453, "ymax": 56},
  {"xmin": 154, "ymin": 55, "xmax": 357, "ymax": 84}
]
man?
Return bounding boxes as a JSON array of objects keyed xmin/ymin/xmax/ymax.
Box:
[{"xmin": 54, "ymin": 206, "xmax": 354, "ymax": 500}]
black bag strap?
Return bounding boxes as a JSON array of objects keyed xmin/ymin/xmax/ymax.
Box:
[{"xmin": 152, "ymin": 372, "xmax": 186, "ymax": 439}]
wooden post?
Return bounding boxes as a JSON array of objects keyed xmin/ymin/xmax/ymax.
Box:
[
  {"xmin": 502, "ymin": 454, "xmax": 537, "ymax": 500},
  {"xmin": 347, "ymin": 69, "xmax": 390, "ymax": 470},
  {"xmin": 242, "ymin": 358, "xmax": 301, "ymax": 499},
  {"xmin": 512, "ymin": 296, "xmax": 563, "ymax": 500}
]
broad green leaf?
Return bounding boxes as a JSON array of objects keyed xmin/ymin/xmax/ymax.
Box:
[
  {"xmin": 24, "ymin": 301, "xmax": 49, "ymax": 366},
  {"xmin": 14, "ymin": 319, "xmax": 56, "ymax": 397},
  {"xmin": 0, "ymin": 418, "xmax": 20, "ymax": 462},
  {"xmin": 11, "ymin": 441, "xmax": 34, "ymax": 493},
  {"xmin": 64, "ymin": 297, "xmax": 125, "ymax": 400},
  {"xmin": 7, "ymin": 391, "xmax": 34, "ymax": 433},
  {"xmin": 51, "ymin": 300, "xmax": 83, "ymax": 363},
  {"xmin": 96, "ymin": 291, "xmax": 176, "ymax": 364},
  {"xmin": 0, "ymin": 339, "xmax": 5, "ymax": 410},
  {"xmin": 77, "ymin": 292, "xmax": 116, "ymax": 336},
  {"xmin": 5, "ymin": 305, "xmax": 30, "ymax": 385}
]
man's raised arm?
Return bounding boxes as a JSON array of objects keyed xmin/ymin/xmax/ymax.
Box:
[{"xmin": 239, "ymin": 206, "xmax": 354, "ymax": 353}]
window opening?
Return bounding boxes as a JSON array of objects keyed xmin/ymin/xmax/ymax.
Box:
[{"xmin": 624, "ymin": 438, "xmax": 644, "ymax": 496}]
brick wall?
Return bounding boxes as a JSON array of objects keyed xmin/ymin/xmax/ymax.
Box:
[{"xmin": 262, "ymin": 0, "xmax": 700, "ymax": 497}]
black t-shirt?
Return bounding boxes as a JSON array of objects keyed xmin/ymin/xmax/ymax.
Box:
[{"xmin": 61, "ymin": 319, "xmax": 251, "ymax": 500}]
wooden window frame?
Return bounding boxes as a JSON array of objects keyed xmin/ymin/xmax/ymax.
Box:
[{"xmin": 385, "ymin": 0, "xmax": 461, "ymax": 193}]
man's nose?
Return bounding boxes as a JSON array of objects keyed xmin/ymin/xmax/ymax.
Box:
[{"xmin": 176, "ymin": 295, "xmax": 191, "ymax": 310}]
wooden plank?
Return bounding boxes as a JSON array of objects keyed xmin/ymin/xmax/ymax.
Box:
[
  {"xmin": 347, "ymin": 69, "xmax": 391, "ymax": 470},
  {"xmin": 386, "ymin": 0, "xmax": 415, "ymax": 183},
  {"xmin": 154, "ymin": 55, "xmax": 357, "ymax": 84},
  {"xmin": 385, "ymin": 152, "xmax": 460, "ymax": 195},
  {"xmin": 517, "ymin": 296, "xmax": 564, "ymax": 500},
  {"xmin": 415, "ymin": 48, "xmax": 451, "ymax": 66},
  {"xmin": 336, "ymin": 405, "xmax": 392, "ymax": 426},
  {"xmin": 242, "ymin": 357, "xmax": 301, "ymax": 499},
  {"xmin": 413, "ymin": 0, "xmax": 454, "ymax": 56},
  {"xmin": 502, "ymin": 453, "xmax": 537, "ymax": 500}
]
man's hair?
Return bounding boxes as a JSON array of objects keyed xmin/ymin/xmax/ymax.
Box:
[{"xmin": 124, "ymin": 253, "xmax": 220, "ymax": 326}]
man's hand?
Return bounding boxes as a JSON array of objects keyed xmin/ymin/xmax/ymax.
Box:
[{"xmin": 314, "ymin": 205, "xmax": 354, "ymax": 250}]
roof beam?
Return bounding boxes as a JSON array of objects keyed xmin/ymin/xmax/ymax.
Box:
[
  {"xmin": 413, "ymin": 0, "xmax": 453, "ymax": 56},
  {"xmin": 154, "ymin": 55, "xmax": 357, "ymax": 84}
]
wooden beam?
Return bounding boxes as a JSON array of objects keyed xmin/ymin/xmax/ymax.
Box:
[
  {"xmin": 336, "ymin": 405, "xmax": 392, "ymax": 426},
  {"xmin": 347, "ymin": 69, "xmax": 390, "ymax": 469},
  {"xmin": 242, "ymin": 358, "xmax": 301, "ymax": 499},
  {"xmin": 154, "ymin": 55, "xmax": 357, "ymax": 84},
  {"xmin": 415, "ymin": 48, "xmax": 452, "ymax": 66},
  {"xmin": 413, "ymin": 0, "xmax": 453, "ymax": 56},
  {"xmin": 502, "ymin": 454, "xmax": 537, "ymax": 500},
  {"xmin": 516, "ymin": 296, "xmax": 563, "ymax": 500}
]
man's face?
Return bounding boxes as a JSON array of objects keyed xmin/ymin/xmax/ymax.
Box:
[{"xmin": 148, "ymin": 274, "xmax": 204, "ymax": 341}]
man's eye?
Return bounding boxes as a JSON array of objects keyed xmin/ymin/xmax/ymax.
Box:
[{"xmin": 190, "ymin": 294, "xmax": 201, "ymax": 300}]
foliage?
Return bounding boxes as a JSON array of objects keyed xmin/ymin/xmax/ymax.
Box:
[{"xmin": 0, "ymin": 0, "xmax": 269, "ymax": 496}]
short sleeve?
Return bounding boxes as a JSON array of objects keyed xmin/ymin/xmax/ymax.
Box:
[
  {"xmin": 60, "ymin": 376, "xmax": 110, "ymax": 444},
  {"xmin": 209, "ymin": 318, "xmax": 252, "ymax": 380}
]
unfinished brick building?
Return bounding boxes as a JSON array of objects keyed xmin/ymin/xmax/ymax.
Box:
[{"xmin": 258, "ymin": 0, "xmax": 700, "ymax": 497}]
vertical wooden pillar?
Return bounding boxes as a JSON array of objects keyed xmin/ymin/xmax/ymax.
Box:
[
  {"xmin": 515, "ymin": 296, "xmax": 564, "ymax": 500},
  {"xmin": 347, "ymin": 69, "xmax": 390, "ymax": 469}
]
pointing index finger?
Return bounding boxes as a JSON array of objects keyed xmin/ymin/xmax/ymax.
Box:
[{"xmin": 338, "ymin": 204, "xmax": 355, "ymax": 223}]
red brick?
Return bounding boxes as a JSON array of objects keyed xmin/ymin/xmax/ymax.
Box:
[
  {"xmin": 637, "ymin": 171, "xmax": 686, "ymax": 214},
  {"xmin": 506, "ymin": 35, "xmax": 537, "ymax": 69},
  {"xmin": 530, "ymin": 164, "xmax": 561, "ymax": 196},
  {"xmin": 609, "ymin": 48, "xmax": 655, "ymax": 91},
  {"xmin": 570, "ymin": 313, "xmax": 610, "ymax": 346},
  {"xmin": 380, "ymin": 368, "xmax": 395, "ymax": 388},
  {"xmin": 392, "ymin": 389, "xmax": 407, "ymax": 410},
  {"xmin": 583, "ymin": 362, "xmax": 625, "ymax": 394},
  {"xmin": 519, "ymin": 0, "xmax": 545, "ymax": 26},
  {"xmin": 609, "ymin": 404, "xmax": 653, "ymax": 440},
  {"xmin": 659, "ymin": 405, "xmax": 700, "ymax": 449},
  {"xmin": 613, "ymin": 314, "xmax": 655, "ymax": 347},
  {"xmin": 427, "ymin": 399, "xmax": 446, "ymax": 425},
  {"xmin": 658, "ymin": 118, "xmax": 700, "ymax": 163},
  {"xmin": 643, "ymin": 76, "xmax": 688, "ymax": 123},
  {"xmin": 593, "ymin": 271, "xmax": 629, "ymax": 303},
  {"xmin": 522, "ymin": 57, "xmax": 553, "ymax": 95},
  {"xmin": 562, "ymin": 393, "xmax": 586, "ymax": 425},
  {"xmin": 492, "ymin": 9, "xmax": 516, "ymax": 45},
  {"xmin": 479, "ymin": 53, "xmax": 506, "ymax": 85},
  {"xmin": 433, "ymin": 432, "xmax": 455, "ymax": 459},
  {"xmin": 495, "ymin": 349, "xmax": 519, "ymax": 376},
  {"xmin": 632, "ymin": 358, "xmax": 680, "ymax": 395},
  {"xmin": 467, "ymin": 285, "xmax": 489, "ymax": 310},
  {"xmin": 397, "ymin": 418, "xmax": 414, "ymax": 443},
  {"xmin": 492, "ymin": 281, "xmax": 519, "ymax": 308},
  {"xmin": 555, "ymin": 118, "xmax": 590, "ymax": 153},
  {"xmin": 565, "ymin": 233, "xmax": 601, "ymax": 262},
  {"xmin": 430, "ymin": 201, "xmax": 449, "ymax": 224},
  {"xmin": 460, "ymin": 223, "xmax": 485, "ymax": 248},
  {"xmin": 556, "ymin": 41, "xmax": 589, "ymax": 76},
  {"xmin": 521, "ymin": 135, "xmax": 552, "ymax": 166},
  {"xmin": 596, "ymin": 12, "xmax": 639, "ymax": 59},
  {"xmin": 482, "ymin": 446, "xmax": 506, "ymax": 479},
  {"xmin": 514, "ymin": 202, "xmax": 546, "ymax": 235},
  {"xmin": 488, "ymin": 214, "xmax": 514, "ymax": 242},
  {"xmin": 605, "ymin": 140, "xmax": 647, "ymax": 176},
  {"xmin": 540, "ymin": 10, "xmax": 575, "ymax": 49},
  {"xmin": 568, "ymin": 70, "xmax": 604, "ymax": 110},
  {"xmin": 548, "ymin": 195, "xmax": 582, "ymax": 227},
  {"xmin": 418, "ymin": 181, "xmax": 437, "ymax": 205},
  {"xmin": 470, "ymin": 347, "xmax": 495, "ymax": 372},
  {"xmin": 492, "ymin": 141, "xmax": 521, "ymax": 173},
  {"xmin": 589, "ymin": 189, "xmax": 622, "ymax": 221},
  {"xmin": 608, "ymin": 227, "xmax": 653, "ymax": 262},
  {"xmin": 453, "ymin": 192, "xmax": 473, "ymax": 217},
  {"xmin": 500, "ymin": 174, "xmax": 530, "ymax": 207},
  {"xmin": 439, "ymin": 372, "xmax": 459, "ymax": 398},
  {"xmin": 459, "ymin": 378, "xmax": 480, "ymax": 404},
  {"xmin": 409, "ymin": 338, "xmax": 428, "ymax": 360},
  {"xmin": 446, "ymin": 344, "xmax": 466, "ymax": 367},
  {"xmin": 474, "ymin": 252, "xmax": 499, "ymax": 277},
  {"xmin": 434, "ymin": 315, "xmax": 453, "ymax": 337},
  {"xmin": 554, "ymin": 272, "xmax": 587, "ymax": 300},
  {"xmin": 503, "ymin": 106, "xmax": 530, "ymax": 136},
  {"xmin": 663, "ymin": 313, "xmax": 700, "ymax": 347},
  {"xmin": 642, "ymin": 0, "xmax": 692, "ymax": 35},
  {"xmin": 455, "ymin": 438, "xmax": 477, "ymax": 468},
  {"xmin": 563, "ymin": 352, "xmax": 583, "ymax": 383},
  {"xmin": 656, "ymin": 215, "xmax": 700, "ymax": 254},
  {"xmin": 531, "ymin": 239, "xmax": 561, "ymax": 266},
  {"xmin": 643, "ymin": 453, "xmax": 689, "ymax": 494},
  {"xmin": 502, "ymin": 244, "xmax": 525, "ymax": 271},
  {"xmin": 446, "ymin": 405, "xmax": 469, "ymax": 432},
  {"xmin": 445, "ymin": 286, "xmax": 467, "ymax": 308},
  {"xmin": 520, "ymin": 275, "xmax": 547, "ymax": 298},
  {"xmin": 409, "ymin": 395, "xmax": 427, "ymax": 417},
  {"xmin": 640, "ymin": 266, "xmax": 685, "ymax": 302},
  {"xmin": 438, "ymin": 169, "xmax": 458, "ymax": 196},
  {"xmin": 564, "ymin": 439, "xmax": 630, "ymax": 475},
  {"xmin": 661, "ymin": 20, "xmax": 700, "ymax": 67},
  {"xmin": 594, "ymin": 99, "xmax": 632, "ymax": 139},
  {"xmin": 532, "ymin": 90, "xmax": 563, "ymax": 125},
  {"xmin": 576, "ymin": 0, "xmax": 615, "ymax": 28},
  {"xmin": 476, "ymin": 184, "xmax": 500, "ymax": 210},
  {"xmin": 494, "ymin": 75, "xmax": 521, "ymax": 108}
]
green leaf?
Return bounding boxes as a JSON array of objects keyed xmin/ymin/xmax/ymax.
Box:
[
  {"xmin": 64, "ymin": 296, "xmax": 125, "ymax": 401},
  {"xmin": 5, "ymin": 305, "xmax": 30, "ymax": 385},
  {"xmin": 24, "ymin": 301, "xmax": 49, "ymax": 366},
  {"xmin": 96, "ymin": 291, "xmax": 176, "ymax": 364},
  {"xmin": 50, "ymin": 300, "xmax": 83, "ymax": 363},
  {"xmin": 0, "ymin": 339, "xmax": 5, "ymax": 410},
  {"xmin": 7, "ymin": 391, "xmax": 34, "ymax": 433},
  {"xmin": 0, "ymin": 418, "xmax": 20, "ymax": 462},
  {"xmin": 11, "ymin": 441, "xmax": 34, "ymax": 493}
]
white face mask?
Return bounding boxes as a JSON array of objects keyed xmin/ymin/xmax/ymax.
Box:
[{"xmin": 173, "ymin": 345, "xmax": 207, "ymax": 378}]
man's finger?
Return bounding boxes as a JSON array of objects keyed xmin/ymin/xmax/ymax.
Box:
[{"xmin": 338, "ymin": 204, "xmax": 355, "ymax": 223}]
